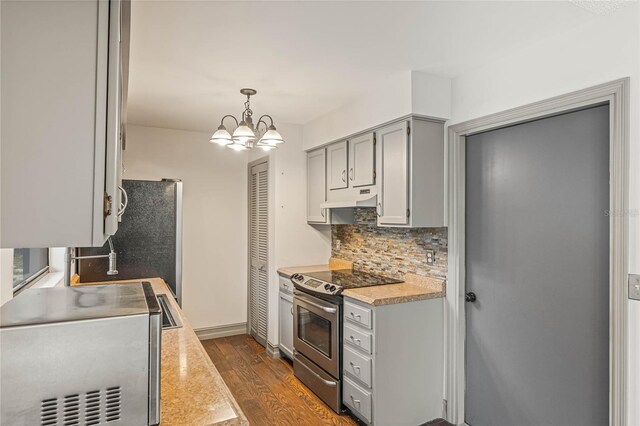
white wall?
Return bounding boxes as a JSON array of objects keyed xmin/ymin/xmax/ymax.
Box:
[
  {"xmin": 250, "ymin": 123, "xmax": 332, "ymax": 346},
  {"xmin": 124, "ymin": 125, "xmax": 249, "ymax": 330},
  {"xmin": 449, "ymin": 5, "xmax": 640, "ymax": 423},
  {"xmin": 302, "ymin": 71, "xmax": 451, "ymax": 150}
]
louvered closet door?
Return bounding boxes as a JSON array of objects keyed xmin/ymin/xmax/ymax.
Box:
[{"xmin": 249, "ymin": 162, "xmax": 269, "ymax": 346}]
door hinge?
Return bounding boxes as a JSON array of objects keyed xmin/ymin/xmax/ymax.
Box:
[
  {"xmin": 103, "ymin": 192, "xmax": 113, "ymax": 218},
  {"xmin": 443, "ymin": 399, "xmax": 448, "ymax": 418},
  {"xmin": 407, "ymin": 208, "xmax": 410, "ymax": 218}
]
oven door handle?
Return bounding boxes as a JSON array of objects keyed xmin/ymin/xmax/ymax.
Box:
[
  {"xmin": 298, "ymin": 298, "xmax": 337, "ymax": 314},
  {"xmin": 294, "ymin": 351, "xmax": 337, "ymax": 387}
]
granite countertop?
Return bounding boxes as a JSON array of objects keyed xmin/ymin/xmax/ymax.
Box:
[
  {"xmin": 74, "ymin": 278, "xmax": 248, "ymax": 426},
  {"xmin": 277, "ymin": 263, "xmax": 446, "ymax": 306},
  {"xmin": 342, "ymin": 273, "xmax": 445, "ymax": 306}
]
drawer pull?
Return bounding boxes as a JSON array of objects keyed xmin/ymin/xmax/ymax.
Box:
[
  {"xmin": 349, "ymin": 335, "xmax": 361, "ymax": 343},
  {"xmin": 350, "ymin": 312, "xmax": 361, "ymax": 319},
  {"xmin": 349, "ymin": 361, "xmax": 360, "ymax": 371},
  {"xmin": 350, "ymin": 395, "xmax": 361, "ymax": 405}
]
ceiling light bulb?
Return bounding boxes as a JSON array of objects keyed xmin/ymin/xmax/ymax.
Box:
[
  {"xmin": 228, "ymin": 143, "xmax": 249, "ymax": 151},
  {"xmin": 209, "ymin": 125, "xmax": 233, "ymax": 146},
  {"xmin": 259, "ymin": 144, "xmax": 276, "ymax": 151}
]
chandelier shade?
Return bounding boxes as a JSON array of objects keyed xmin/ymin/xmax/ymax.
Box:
[
  {"xmin": 209, "ymin": 125, "xmax": 233, "ymax": 146},
  {"xmin": 257, "ymin": 125, "xmax": 284, "ymax": 146}
]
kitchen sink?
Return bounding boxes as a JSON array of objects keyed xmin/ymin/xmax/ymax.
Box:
[{"xmin": 156, "ymin": 294, "xmax": 182, "ymax": 329}]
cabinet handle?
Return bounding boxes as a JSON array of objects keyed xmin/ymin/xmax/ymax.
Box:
[
  {"xmin": 320, "ymin": 208, "xmax": 325, "ymax": 218},
  {"xmin": 350, "ymin": 395, "xmax": 361, "ymax": 405},
  {"xmin": 349, "ymin": 335, "xmax": 361, "ymax": 344},
  {"xmin": 349, "ymin": 312, "xmax": 361, "ymax": 320},
  {"xmin": 342, "ymin": 170, "xmax": 346, "ymax": 182},
  {"xmin": 376, "ymin": 202, "xmax": 382, "ymax": 217},
  {"xmin": 349, "ymin": 168, "xmax": 354, "ymax": 181},
  {"xmin": 349, "ymin": 361, "xmax": 361, "ymax": 371},
  {"xmin": 291, "ymin": 307, "xmax": 294, "ymax": 315}
]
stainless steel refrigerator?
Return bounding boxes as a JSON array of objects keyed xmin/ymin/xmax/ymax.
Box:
[{"xmin": 78, "ymin": 179, "xmax": 183, "ymax": 305}]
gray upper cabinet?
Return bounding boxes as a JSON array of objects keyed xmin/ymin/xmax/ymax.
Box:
[
  {"xmin": 376, "ymin": 118, "xmax": 445, "ymax": 228},
  {"xmin": 348, "ymin": 132, "xmax": 375, "ymax": 187},
  {"xmin": 0, "ymin": 0, "xmax": 129, "ymax": 248},
  {"xmin": 327, "ymin": 141, "xmax": 348, "ymax": 190},
  {"xmin": 307, "ymin": 148, "xmax": 329, "ymax": 224},
  {"xmin": 376, "ymin": 122, "xmax": 409, "ymax": 225}
]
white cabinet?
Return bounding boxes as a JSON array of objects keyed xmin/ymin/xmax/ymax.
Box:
[
  {"xmin": 278, "ymin": 275, "xmax": 294, "ymax": 360},
  {"xmin": 348, "ymin": 132, "xmax": 375, "ymax": 187},
  {"xmin": 376, "ymin": 118, "xmax": 445, "ymax": 228},
  {"xmin": 327, "ymin": 141, "xmax": 348, "ymax": 190},
  {"xmin": 307, "ymin": 148, "xmax": 329, "ymax": 224},
  {"xmin": 342, "ymin": 297, "xmax": 444, "ymax": 425},
  {"xmin": 0, "ymin": 0, "xmax": 130, "ymax": 248}
]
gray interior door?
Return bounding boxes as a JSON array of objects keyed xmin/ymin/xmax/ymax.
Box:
[{"xmin": 465, "ymin": 105, "xmax": 610, "ymax": 426}]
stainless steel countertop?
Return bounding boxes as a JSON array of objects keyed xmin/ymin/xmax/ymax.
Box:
[{"xmin": 0, "ymin": 282, "xmax": 156, "ymax": 328}]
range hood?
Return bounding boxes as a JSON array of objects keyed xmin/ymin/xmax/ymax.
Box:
[{"xmin": 320, "ymin": 190, "xmax": 377, "ymax": 209}]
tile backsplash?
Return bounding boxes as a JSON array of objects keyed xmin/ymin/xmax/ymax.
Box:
[{"xmin": 331, "ymin": 208, "xmax": 447, "ymax": 279}]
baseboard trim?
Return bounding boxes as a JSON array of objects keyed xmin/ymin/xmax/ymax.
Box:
[
  {"xmin": 194, "ymin": 322, "xmax": 248, "ymax": 340},
  {"xmin": 266, "ymin": 341, "xmax": 281, "ymax": 359}
]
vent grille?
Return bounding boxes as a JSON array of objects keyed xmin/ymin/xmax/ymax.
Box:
[
  {"xmin": 41, "ymin": 398, "xmax": 58, "ymax": 426},
  {"xmin": 85, "ymin": 390, "xmax": 101, "ymax": 425},
  {"xmin": 39, "ymin": 386, "xmax": 122, "ymax": 425},
  {"xmin": 105, "ymin": 386, "xmax": 122, "ymax": 423},
  {"xmin": 63, "ymin": 394, "xmax": 80, "ymax": 425}
]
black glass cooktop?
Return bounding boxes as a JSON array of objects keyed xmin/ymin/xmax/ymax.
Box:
[{"xmin": 303, "ymin": 269, "xmax": 402, "ymax": 289}]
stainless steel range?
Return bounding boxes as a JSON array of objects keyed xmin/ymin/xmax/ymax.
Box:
[{"xmin": 290, "ymin": 269, "xmax": 401, "ymax": 412}]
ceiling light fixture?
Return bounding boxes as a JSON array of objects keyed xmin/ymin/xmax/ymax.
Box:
[{"xmin": 209, "ymin": 88, "xmax": 284, "ymax": 151}]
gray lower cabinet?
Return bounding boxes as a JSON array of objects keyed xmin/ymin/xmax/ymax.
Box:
[
  {"xmin": 342, "ymin": 297, "xmax": 444, "ymax": 426},
  {"xmin": 278, "ymin": 275, "xmax": 294, "ymax": 359},
  {"xmin": 1, "ymin": 0, "xmax": 129, "ymax": 248}
]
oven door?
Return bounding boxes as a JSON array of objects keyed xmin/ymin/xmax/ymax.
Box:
[{"xmin": 293, "ymin": 290, "xmax": 340, "ymax": 378}]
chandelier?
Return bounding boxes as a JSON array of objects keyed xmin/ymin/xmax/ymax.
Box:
[{"xmin": 209, "ymin": 88, "xmax": 284, "ymax": 151}]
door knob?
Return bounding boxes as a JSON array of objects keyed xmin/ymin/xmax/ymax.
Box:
[{"xmin": 465, "ymin": 292, "xmax": 477, "ymax": 303}]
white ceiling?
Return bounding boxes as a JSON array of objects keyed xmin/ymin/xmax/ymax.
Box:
[{"xmin": 127, "ymin": 1, "xmax": 602, "ymax": 133}]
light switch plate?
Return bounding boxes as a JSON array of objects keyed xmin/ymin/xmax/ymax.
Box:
[{"xmin": 629, "ymin": 274, "xmax": 640, "ymax": 301}]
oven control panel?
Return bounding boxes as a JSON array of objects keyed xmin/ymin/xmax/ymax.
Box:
[{"xmin": 290, "ymin": 273, "xmax": 341, "ymax": 295}]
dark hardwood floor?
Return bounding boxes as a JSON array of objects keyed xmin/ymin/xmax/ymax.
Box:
[{"xmin": 202, "ymin": 334, "xmax": 359, "ymax": 426}]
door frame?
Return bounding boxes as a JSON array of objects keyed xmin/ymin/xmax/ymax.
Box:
[
  {"xmin": 247, "ymin": 157, "xmax": 270, "ymax": 347},
  {"xmin": 445, "ymin": 78, "xmax": 629, "ymax": 426}
]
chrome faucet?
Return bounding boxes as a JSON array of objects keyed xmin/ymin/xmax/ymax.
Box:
[{"xmin": 64, "ymin": 236, "xmax": 118, "ymax": 286}]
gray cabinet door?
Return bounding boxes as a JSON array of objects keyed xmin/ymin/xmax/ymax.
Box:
[
  {"xmin": 327, "ymin": 141, "xmax": 348, "ymax": 190},
  {"xmin": 376, "ymin": 121, "xmax": 409, "ymax": 225},
  {"xmin": 307, "ymin": 148, "xmax": 328, "ymax": 223},
  {"xmin": 279, "ymin": 291, "xmax": 294, "ymax": 359},
  {"xmin": 349, "ymin": 132, "xmax": 375, "ymax": 187}
]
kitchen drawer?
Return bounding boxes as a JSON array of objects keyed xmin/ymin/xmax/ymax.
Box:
[
  {"xmin": 343, "ymin": 376, "xmax": 372, "ymax": 424},
  {"xmin": 344, "ymin": 345, "xmax": 372, "ymax": 388},
  {"xmin": 344, "ymin": 300, "xmax": 372, "ymax": 330},
  {"xmin": 344, "ymin": 322, "xmax": 373, "ymax": 354}
]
